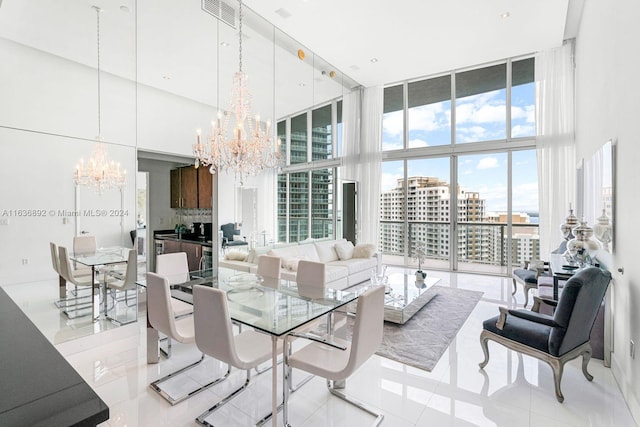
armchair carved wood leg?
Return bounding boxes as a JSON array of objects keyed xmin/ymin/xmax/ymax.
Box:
[
  {"xmin": 511, "ymin": 278, "xmax": 518, "ymax": 296},
  {"xmin": 479, "ymin": 330, "xmax": 491, "ymax": 369},
  {"xmin": 581, "ymin": 347, "xmax": 594, "ymax": 381},
  {"xmin": 548, "ymin": 358, "xmax": 565, "ymax": 403}
]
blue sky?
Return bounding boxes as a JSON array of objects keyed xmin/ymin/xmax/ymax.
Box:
[{"xmin": 381, "ymin": 83, "xmax": 538, "ymax": 213}]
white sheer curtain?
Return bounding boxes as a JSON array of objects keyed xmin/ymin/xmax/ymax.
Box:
[
  {"xmin": 341, "ymin": 86, "xmax": 383, "ymax": 245},
  {"xmin": 536, "ymin": 41, "xmax": 576, "ymax": 256},
  {"xmin": 358, "ymin": 86, "xmax": 383, "ymax": 244}
]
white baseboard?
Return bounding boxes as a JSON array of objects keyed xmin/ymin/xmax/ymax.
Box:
[{"xmin": 611, "ymin": 352, "xmax": 640, "ymax": 425}]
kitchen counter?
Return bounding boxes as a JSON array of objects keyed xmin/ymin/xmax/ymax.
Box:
[{"xmin": 155, "ymin": 233, "xmax": 213, "ymax": 246}]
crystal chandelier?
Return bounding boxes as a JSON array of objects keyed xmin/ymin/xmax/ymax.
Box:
[
  {"xmin": 193, "ymin": 0, "xmax": 281, "ymax": 184},
  {"xmin": 74, "ymin": 6, "xmax": 126, "ymax": 193}
]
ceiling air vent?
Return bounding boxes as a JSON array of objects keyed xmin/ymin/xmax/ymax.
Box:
[{"xmin": 202, "ymin": 0, "xmax": 236, "ymax": 29}]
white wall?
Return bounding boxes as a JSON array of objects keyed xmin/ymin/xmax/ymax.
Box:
[
  {"xmin": 0, "ymin": 128, "xmax": 136, "ymax": 285},
  {"xmin": 574, "ymin": 0, "xmax": 640, "ymax": 421}
]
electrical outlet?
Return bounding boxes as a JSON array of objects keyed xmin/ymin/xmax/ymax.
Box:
[
  {"xmin": 631, "ymin": 340, "xmax": 636, "ymax": 359},
  {"xmin": 21, "ymin": 258, "xmax": 29, "ymax": 265}
]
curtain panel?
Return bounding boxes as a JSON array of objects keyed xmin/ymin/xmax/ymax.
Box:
[{"xmin": 536, "ymin": 41, "xmax": 576, "ymax": 256}]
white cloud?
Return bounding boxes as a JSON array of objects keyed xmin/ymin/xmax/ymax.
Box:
[
  {"xmin": 512, "ymin": 124, "xmax": 535, "ymax": 137},
  {"xmin": 381, "ymin": 172, "xmax": 402, "ymax": 192},
  {"xmin": 382, "ymin": 140, "xmax": 403, "ymax": 151},
  {"xmin": 477, "ymin": 157, "xmax": 499, "ymax": 169},
  {"xmin": 382, "ymin": 110, "xmax": 403, "ymax": 137},
  {"xmin": 456, "ymin": 90, "xmax": 506, "ymax": 125},
  {"xmin": 408, "ymin": 138, "xmax": 428, "ymax": 148},
  {"xmin": 513, "ymin": 182, "xmax": 539, "ymax": 211},
  {"xmin": 408, "ymin": 103, "xmax": 449, "ymax": 131},
  {"xmin": 457, "ymin": 125, "xmax": 487, "ymax": 142},
  {"xmin": 512, "ymin": 104, "xmax": 535, "ymax": 123}
]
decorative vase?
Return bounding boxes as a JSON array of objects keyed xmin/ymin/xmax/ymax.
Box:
[
  {"xmin": 415, "ymin": 270, "xmax": 426, "ymax": 282},
  {"xmin": 593, "ymin": 209, "xmax": 612, "ymax": 252},
  {"xmin": 560, "ymin": 207, "xmax": 579, "ymax": 240},
  {"xmin": 566, "ymin": 220, "xmax": 600, "ymax": 265}
]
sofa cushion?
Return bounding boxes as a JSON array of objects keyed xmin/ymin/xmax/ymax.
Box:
[
  {"xmin": 353, "ymin": 243, "xmax": 376, "ymax": 258},
  {"xmin": 268, "ymin": 244, "xmax": 320, "ymax": 264},
  {"xmin": 224, "ymin": 251, "xmax": 248, "ymax": 261},
  {"xmin": 329, "ymin": 257, "xmax": 377, "ymax": 275},
  {"xmin": 335, "ymin": 241, "xmax": 355, "ymax": 260},
  {"xmin": 325, "ymin": 265, "xmax": 349, "ymax": 282},
  {"xmin": 314, "ymin": 239, "xmax": 344, "ymax": 263}
]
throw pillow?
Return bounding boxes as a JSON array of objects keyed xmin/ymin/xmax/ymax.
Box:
[
  {"xmin": 232, "ymin": 234, "xmax": 244, "ymax": 242},
  {"xmin": 224, "ymin": 251, "xmax": 247, "ymax": 261},
  {"xmin": 284, "ymin": 258, "xmax": 301, "ymax": 271},
  {"xmin": 334, "ymin": 241, "xmax": 355, "ymax": 260},
  {"xmin": 353, "ymin": 243, "xmax": 376, "ymax": 258}
]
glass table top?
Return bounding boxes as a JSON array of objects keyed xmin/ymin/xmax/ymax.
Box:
[
  {"xmin": 138, "ymin": 269, "xmax": 372, "ymax": 337},
  {"xmin": 70, "ymin": 247, "xmax": 129, "ymax": 267}
]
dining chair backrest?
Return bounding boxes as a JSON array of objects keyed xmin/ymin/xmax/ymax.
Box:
[
  {"xmin": 50, "ymin": 242, "xmax": 60, "ymax": 274},
  {"xmin": 257, "ymin": 255, "xmax": 281, "ymax": 280},
  {"xmin": 296, "ymin": 260, "xmax": 325, "ymax": 291},
  {"xmin": 146, "ymin": 272, "xmax": 182, "ymax": 340},
  {"xmin": 116, "ymin": 249, "xmax": 138, "ymax": 290},
  {"xmin": 73, "ymin": 235, "xmax": 96, "ymax": 254},
  {"xmin": 58, "ymin": 246, "xmax": 85, "ymax": 286},
  {"xmin": 156, "ymin": 252, "xmax": 190, "ymax": 285},
  {"xmin": 193, "ymin": 285, "xmax": 244, "ymax": 369},
  {"xmin": 343, "ymin": 285, "xmax": 385, "ymax": 377}
]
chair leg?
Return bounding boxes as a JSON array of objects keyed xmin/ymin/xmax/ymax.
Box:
[
  {"xmin": 548, "ymin": 358, "xmax": 565, "ymax": 403},
  {"xmin": 160, "ymin": 337, "xmax": 172, "ymax": 358},
  {"xmin": 196, "ymin": 369, "xmax": 252, "ymax": 426},
  {"xmin": 511, "ymin": 278, "xmax": 518, "ymax": 295},
  {"xmin": 581, "ymin": 347, "xmax": 594, "ymax": 381},
  {"xmin": 327, "ymin": 380, "xmax": 384, "ymax": 426},
  {"xmin": 479, "ymin": 330, "xmax": 491, "ymax": 369},
  {"xmin": 150, "ymin": 353, "xmax": 231, "ymax": 406}
]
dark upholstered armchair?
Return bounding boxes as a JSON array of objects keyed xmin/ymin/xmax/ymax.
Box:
[
  {"xmin": 480, "ymin": 267, "xmax": 612, "ymax": 402},
  {"xmin": 512, "ymin": 241, "xmax": 568, "ymax": 307},
  {"xmin": 220, "ymin": 223, "xmax": 248, "ymax": 251}
]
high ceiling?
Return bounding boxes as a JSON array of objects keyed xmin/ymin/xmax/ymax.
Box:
[
  {"xmin": 0, "ymin": 0, "xmax": 581, "ymax": 118},
  {"xmin": 244, "ymin": 0, "xmax": 576, "ymax": 87}
]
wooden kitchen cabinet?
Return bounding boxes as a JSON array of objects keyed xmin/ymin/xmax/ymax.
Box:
[
  {"xmin": 180, "ymin": 166, "xmax": 198, "ymax": 208},
  {"xmin": 181, "ymin": 241, "xmax": 204, "ymax": 271},
  {"xmin": 197, "ymin": 167, "xmax": 213, "ymax": 209},
  {"xmin": 170, "ymin": 168, "xmax": 195, "ymax": 208}
]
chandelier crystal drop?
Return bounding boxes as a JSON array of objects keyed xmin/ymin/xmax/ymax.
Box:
[
  {"xmin": 193, "ymin": 0, "xmax": 281, "ymax": 184},
  {"xmin": 74, "ymin": 6, "xmax": 126, "ymax": 193}
]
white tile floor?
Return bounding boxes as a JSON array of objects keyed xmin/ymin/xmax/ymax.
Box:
[{"xmin": 3, "ymin": 268, "xmax": 637, "ymax": 427}]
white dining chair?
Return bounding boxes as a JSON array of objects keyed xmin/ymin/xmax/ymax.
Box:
[
  {"xmin": 57, "ymin": 246, "xmax": 98, "ymax": 317},
  {"xmin": 146, "ymin": 272, "xmax": 230, "ymax": 405},
  {"xmin": 155, "ymin": 252, "xmax": 195, "ymax": 358},
  {"xmin": 283, "ymin": 285, "xmax": 385, "ymax": 427},
  {"xmin": 295, "ymin": 260, "xmax": 325, "ymax": 298},
  {"xmin": 104, "ymin": 249, "xmax": 138, "ymax": 325},
  {"xmin": 257, "ymin": 255, "xmax": 282, "ymax": 279},
  {"xmin": 192, "ymin": 285, "xmax": 281, "ymax": 425}
]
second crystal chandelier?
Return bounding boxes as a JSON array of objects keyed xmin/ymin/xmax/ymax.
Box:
[{"xmin": 193, "ymin": 0, "xmax": 281, "ymax": 185}]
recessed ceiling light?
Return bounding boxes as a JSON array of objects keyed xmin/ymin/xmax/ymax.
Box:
[
  {"xmin": 220, "ymin": 42, "xmax": 229, "ymax": 47},
  {"xmin": 500, "ymin": 12, "xmax": 510, "ymax": 19},
  {"xmin": 370, "ymin": 58, "xmax": 379, "ymax": 63}
]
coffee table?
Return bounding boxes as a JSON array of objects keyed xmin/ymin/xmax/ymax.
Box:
[{"xmin": 384, "ymin": 273, "xmax": 440, "ymax": 324}]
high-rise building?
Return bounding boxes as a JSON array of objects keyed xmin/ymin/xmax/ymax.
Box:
[{"xmin": 380, "ymin": 176, "xmax": 538, "ymax": 266}]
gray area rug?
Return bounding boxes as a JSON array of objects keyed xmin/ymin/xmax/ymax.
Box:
[{"xmin": 346, "ymin": 286, "xmax": 483, "ymax": 372}]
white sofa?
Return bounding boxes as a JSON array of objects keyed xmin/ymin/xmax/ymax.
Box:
[{"xmin": 219, "ymin": 239, "xmax": 380, "ymax": 290}]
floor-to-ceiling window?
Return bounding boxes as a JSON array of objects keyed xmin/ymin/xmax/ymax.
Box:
[
  {"xmin": 379, "ymin": 56, "xmax": 537, "ymax": 274},
  {"xmin": 277, "ymin": 100, "xmax": 341, "ymax": 243}
]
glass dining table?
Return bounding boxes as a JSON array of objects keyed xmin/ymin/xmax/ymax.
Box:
[
  {"xmin": 138, "ymin": 268, "xmax": 370, "ymax": 426},
  {"xmin": 70, "ymin": 247, "xmax": 130, "ymax": 321}
]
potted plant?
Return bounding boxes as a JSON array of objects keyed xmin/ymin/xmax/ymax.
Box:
[{"xmin": 414, "ymin": 242, "xmax": 427, "ymax": 281}]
